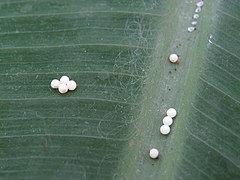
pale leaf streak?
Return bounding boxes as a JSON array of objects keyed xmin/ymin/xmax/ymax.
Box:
[
  {"xmin": 206, "ymin": 57, "xmax": 240, "ymax": 82},
  {"xmin": 0, "ymin": 59, "xmax": 110, "ymax": 65},
  {"xmin": 0, "ymin": 26, "xmax": 160, "ymax": 35},
  {"xmin": 200, "ymin": 77, "xmax": 240, "ymax": 104},
  {"xmin": 216, "ymin": 8, "xmax": 240, "ymax": 22},
  {"xmin": 191, "ymin": 104, "xmax": 240, "ymax": 139},
  {"xmin": 183, "ymin": 158, "xmax": 211, "ymax": 179},
  {"xmin": 194, "ymin": 94, "xmax": 238, "ymax": 122},
  {"xmin": 215, "ymin": 28, "xmax": 240, "ymax": 43},
  {"xmin": 0, "ymin": 97, "xmax": 135, "ymax": 105},
  {"xmin": 0, "ymin": 70, "xmax": 143, "ymax": 78},
  {"xmin": 0, "ymin": 133, "xmax": 125, "ymax": 141},
  {"xmin": 0, "ymin": 117, "xmax": 111, "ymax": 122},
  {"xmin": 0, "ymin": 43, "xmax": 153, "ymax": 50},
  {"xmin": 210, "ymin": 41, "xmax": 240, "ymax": 61},
  {"xmin": 0, "ymin": 10, "xmax": 162, "ymax": 20},
  {"xmin": 0, "ymin": 156, "xmax": 99, "ymax": 161},
  {"xmin": 187, "ymin": 129, "xmax": 240, "ymax": 169},
  {"xmin": 0, "ymin": 168, "xmax": 87, "ymax": 174},
  {"xmin": 0, "ymin": 0, "xmax": 35, "ymax": 5}
]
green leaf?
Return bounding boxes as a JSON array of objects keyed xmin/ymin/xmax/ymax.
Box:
[{"xmin": 0, "ymin": 0, "xmax": 239, "ymax": 179}]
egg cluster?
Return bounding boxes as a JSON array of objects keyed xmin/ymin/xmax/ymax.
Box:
[
  {"xmin": 188, "ymin": 0, "xmax": 204, "ymax": 32},
  {"xmin": 50, "ymin": 75, "xmax": 77, "ymax": 94},
  {"xmin": 160, "ymin": 108, "xmax": 177, "ymax": 135}
]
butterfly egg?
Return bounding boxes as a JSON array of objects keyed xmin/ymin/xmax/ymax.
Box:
[
  {"xmin": 50, "ymin": 79, "xmax": 60, "ymax": 89},
  {"xmin": 188, "ymin": 27, "xmax": 196, "ymax": 32},
  {"xmin": 196, "ymin": 1, "xmax": 204, "ymax": 7},
  {"xmin": 167, "ymin": 108, "xmax": 177, "ymax": 118},
  {"xmin": 149, "ymin": 148, "xmax": 159, "ymax": 159},
  {"xmin": 58, "ymin": 84, "xmax": 68, "ymax": 94},
  {"xmin": 67, "ymin": 80, "xmax": 77, "ymax": 91},
  {"xmin": 191, "ymin": 21, "xmax": 198, "ymax": 26},
  {"xmin": 193, "ymin": 14, "xmax": 200, "ymax": 19},
  {"xmin": 160, "ymin": 125, "xmax": 170, "ymax": 135},
  {"xmin": 169, "ymin": 54, "xmax": 179, "ymax": 63},
  {"xmin": 195, "ymin": 7, "xmax": 202, "ymax": 13},
  {"xmin": 60, "ymin": 76, "xmax": 70, "ymax": 84},
  {"xmin": 163, "ymin": 116, "xmax": 173, "ymax": 126}
]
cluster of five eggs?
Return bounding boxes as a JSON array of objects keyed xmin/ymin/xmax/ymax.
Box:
[{"xmin": 51, "ymin": 76, "xmax": 77, "ymax": 93}]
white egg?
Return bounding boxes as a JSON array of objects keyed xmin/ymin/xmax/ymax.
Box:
[
  {"xmin": 167, "ymin": 108, "xmax": 177, "ymax": 118},
  {"xmin": 149, "ymin": 148, "xmax": 159, "ymax": 159},
  {"xmin": 60, "ymin": 76, "xmax": 70, "ymax": 84},
  {"xmin": 67, "ymin": 80, "xmax": 77, "ymax": 91},
  {"xmin": 188, "ymin": 27, "xmax": 196, "ymax": 32},
  {"xmin": 169, "ymin": 54, "xmax": 179, "ymax": 63},
  {"xmin": 191, "ymin": 21, "xmax": 198, "ymax": 25},
  {"xmin": 58, "ymin": 84, "xmax": 68, "ymax": 94},
  {"xmin": 196, "ymin": 1, "xmax": 204, "ymax": 7},
  {"xmin": 160, "ymin": 125, "xmax": 170, "ymax": 135},
  {"xmin": 193, "ymin": 14, "xmax": 200, "ymax": 19},
  {"xmin": 50, "ymin": 79, "xmax": 60, "ymax": 89},
  {"xmin": 195, "ymin": 7, "xmax": 202, "ymax": 13},
  {"xmin": 163, "ymin": 116, "xmax": 173, "ymax": 126}
]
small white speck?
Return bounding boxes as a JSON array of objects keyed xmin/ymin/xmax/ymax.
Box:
[
  {"xmin": 163, "ymin": 116, "xmax": 173, "ymax": 126},
  {"xmin": 50, "ymin": 79, "xmax": 60, "ymax": 89},
  {"xmin": 149, "ymin": 148, "xmax": 159, "ymax": 159},
  {"xmin": 191, "ymin": 21, "xmax": 198, "ymax": 25},
  {"xmin": 60, "ymin": 76, "xmax": 70, "ymax": 85},
  {"xmin": 58, "ymin": 84, "xmax": 68, "ymax": 94},
  {"xmin": 169, "ymin": 54, "xmax": 179, "ymax": 63},
  {"xmin": 160, "ymin": 125, "xmax": 170, "ymax": 135},
  {"xmin": 67, "ymin": 80, "xmax": 77, "ymax": 91},
  {"xmin": 210, "ymin": 35, "xmax": 213, "ymax": 39},
  {"xmin": 196, "ymin": 1, "xmax": 204, "ymax": 7},
  {"xmin": 195, "ymin": 7, "xmax": 202, "ymax": 13},
  {"xmin": 193, "ymin": 14, "xmax": 200, "ymax": 19},
  {"xmin": 188, "ymin": 27, "xmax": 196, "ymax": 32},
  {"xmin": 208, "ymin": 39, "xmax": 213, "ymax": 44},
  {"xmin": 167, "ymin": 108, "xmax": 177, "ymax": 118}
]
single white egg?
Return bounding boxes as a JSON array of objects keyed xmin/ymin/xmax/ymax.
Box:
[
  {"xmin": 169, "ymin": 54, "xmax": 179, "ymax": 63},
  {"xmin": 193, "ymin": 14, "xmax": 200, "ymax": 19},
  {"xmin": 196, "ymin": 1, "xmax": 204, "ymax": 7},
  {"xmin": 67, "ymin": 80, "xmax": 77, "ymax": 91},
  {"xmin": 167, "ymin": 108, "xmax": 177, "ymax": 118},
  {"xmin": 149, "ymin": 148, "xmax": 159, "ymax": 159},
  {"xmin": 60, "ymin": 76, "xmax": 70, "ymax": 84},
  {"xmin": 191, "ymin": 21, "xmax": 198, "ymax": 25},
  {"xmin": 50, "ymin": 79, "xmax": 60, "ymax": 89},
  {"xmin": 163, "ymin": 116, "xmax": 173, "ymax": 126},
  {"xmin": 58, "ymin": 84, "xmax": 68, "ymax": 94},
  {"xmin": 160, "ymin": 125, "xmax": 170, "ymax": 135},
  {"xmin": 195, "ymin": 7, "xmax": 201, "ymax": 13},
  {"xmin": 188, "ymin": 27, "xmax": 196, "ymax": 32}
]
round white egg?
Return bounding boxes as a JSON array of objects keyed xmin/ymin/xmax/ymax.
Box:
[
  {"xmin": 195, "ymin": 7, "xmax": 201, "ymax": 13},
  {"xmin": 188, "ymin": 27, "xmax": 196, "ymax": 32},
  {"xmin": 67, "ymin": 80, "xmax": 77, "ymax": 91},
  {"xmin": 163, "ymin": 116, "xmax": 173, "ymax": 126},
  {"xmin": 149, "ymin": 148, "xmax": 159, "ymax": 159},
  {"xmin": 50, "ymin": 79, "xmax": 60, "ymax": 89},
  {"xmin": 196, "ymin": 1, "xmax": 204, "ymax": 7},
  {"xmin": 167, "ymin": 108, "xmax": 177, "ymax": 118},
  {"xmin": 160, "ymin": 125, "xmax": 171, "ymax": 135},
  {"xmin": 193, "ymin": 14, "xmax": 199, "ymax": 19},
  {"xmin": 169, "ymin": 54, "xmax": 178, "ymax": 63},
  {"xmin": 191, "ymin": 21, "xmax": 198, "ymax": 25},
  {"xmin": 60, "ymin": 76, "xmax": 70, "ymax": 84},
  {"xmin": 58, "ymin": 84, "xmax": 68, "ymax": 94}
]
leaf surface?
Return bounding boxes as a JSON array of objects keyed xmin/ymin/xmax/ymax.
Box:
[{"xmin": 0, "ymin": 0, "xmax": 239, "ymax": 179}]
